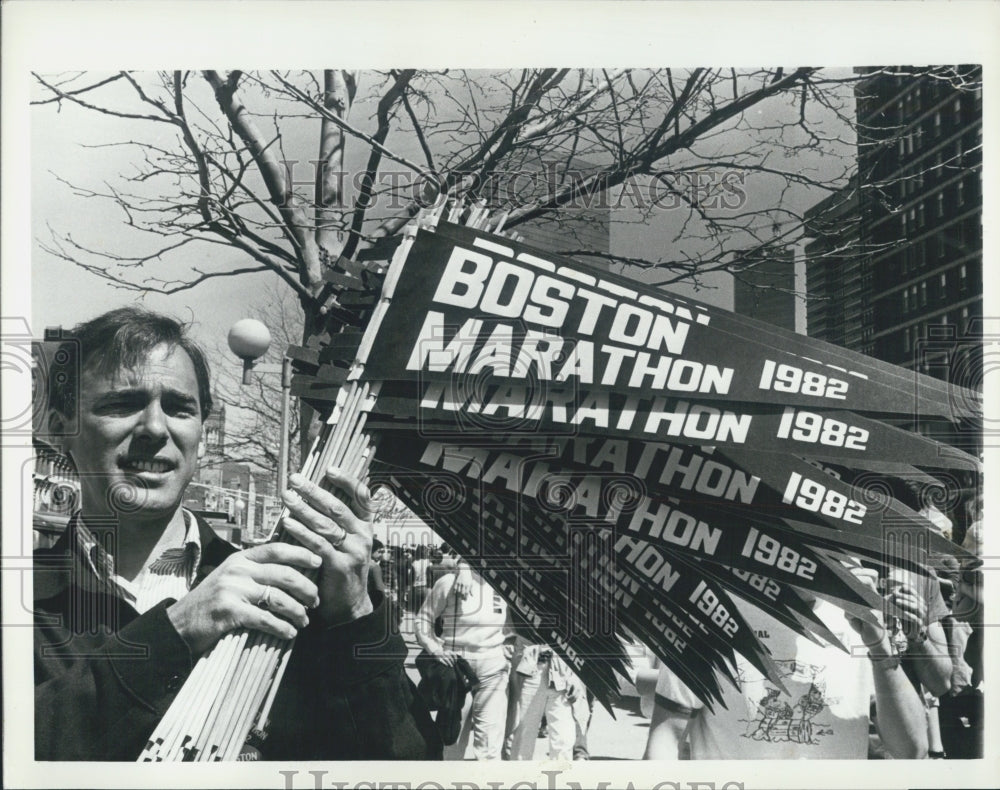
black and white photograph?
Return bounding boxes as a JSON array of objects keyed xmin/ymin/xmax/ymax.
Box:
[{"xmin": 2, "ymin": 2, "xmax": 996, "ymax": 789}]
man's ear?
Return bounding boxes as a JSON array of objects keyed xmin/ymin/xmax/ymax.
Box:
[{"xmin": 46, "ymin": 409, "xmax": 70, "ymax": 452}]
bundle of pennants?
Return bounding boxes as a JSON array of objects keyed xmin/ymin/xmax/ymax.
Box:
[{"xmin": 290, "ymin": 207, "xmax": 982, "ymax": 711}]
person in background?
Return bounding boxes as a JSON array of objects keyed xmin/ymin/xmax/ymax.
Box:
[
  {"xmin": 438, "ymin": 543, "xmax": 458, "ymax": 571},
  {"xmin": 939, "ymin": 497, "xmax": 984, "ymax": 759},
  {"xmin": 410, "ymin": 544, "xmax": 431, "ymax": 617},
  {"xmin": 506, "ymin": 643, "xmax": 590, "ymax": 760},
  {"xmin": 368, "ymin": 537, "xmax": 387, "ymax": 597},
  {"xmin": 416, "ymin": 563, "xmax": 510, "ymax": 760},
  {"xmin": 879, "ymin": 482, "xmax": 956, "ymax": 758},
  {"xmin": 427, "ymin": 543, "xmax": 457, "ymax": 590},
  {"xmin": 571, "ymin": 689, "xmax": 595, "ymax": 760},
  {"xmin": 643, "ymin": 563, "xmax": 928, "ymax": 760},
  {"xmin": 398, "ymin": 547, "xmax": 414, "ymax": 609},
  {"xmin": 389, "ymin": 545, "xmax": 412, "ymax": 630}
]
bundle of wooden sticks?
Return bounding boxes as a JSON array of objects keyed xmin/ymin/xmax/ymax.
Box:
[{"xmin": 138, "ymin": 381, "xmax": 380, "ymax": 761}]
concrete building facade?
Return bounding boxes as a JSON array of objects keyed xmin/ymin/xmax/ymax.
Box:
[{"xmin": 854, "ymin": 67, "xmax": 983, "ymax": 378}]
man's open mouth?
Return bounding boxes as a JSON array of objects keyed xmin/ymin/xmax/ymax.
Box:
[{"xmin": 121, "ymin": 458, "xmax": 175, "ymax": 474}]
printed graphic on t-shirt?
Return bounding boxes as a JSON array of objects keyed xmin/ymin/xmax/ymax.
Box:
[{"xmin": 736, "ymin": 660, "xmax": 839, "ymax": 747}]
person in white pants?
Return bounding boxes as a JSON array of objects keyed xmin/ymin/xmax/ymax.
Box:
[
  {"xmin": 416, "ymin": 567, "xmax": 510, "ymax": 760},
  {"xmin": 507, "ymin": 644, "xmax": 589, "ymax": 760}
]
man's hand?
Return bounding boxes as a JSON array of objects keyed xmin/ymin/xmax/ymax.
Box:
[
  {"xmin": 431, "ymin": 649, "xmax": 459, "ymax": 667},
  {"xmin": 566, "ymin": 677, "xmax": 585, "ymax": 704},
  {"xmin": 844, "ymin": 565, "xmax": 893, "ymax": 655},
  {"xmin": 453, "ymin": 563, "xmax": 474, "ymax": 600},
  {"xmin": 889, "ymin": 583, "xmax": 929, "ymax": 644},
  {"xmin": 280, "ymin": 468, "xmax": 375, "ymax": 627},
  {"xmin": 167, "ymin": 542, "xmax": 322, "ymax": 656}
]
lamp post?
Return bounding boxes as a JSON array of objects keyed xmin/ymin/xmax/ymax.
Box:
[{"xmin": 227, "ymin": 319, "xmax": 293, "ymax": 497}]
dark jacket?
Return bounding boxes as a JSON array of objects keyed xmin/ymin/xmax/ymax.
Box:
[{"xmin": 34, "ymin": 515, "xmax": 442, "ymax": 761}]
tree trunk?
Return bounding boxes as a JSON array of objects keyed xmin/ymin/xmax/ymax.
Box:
[{"xmin": 297, "ymin": 301, "xmax": 327, "ymax": 464}]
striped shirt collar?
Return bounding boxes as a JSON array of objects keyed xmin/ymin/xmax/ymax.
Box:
[{"xmin": 72, "ymin": 509, "xmax": 203, "ymax": 613}]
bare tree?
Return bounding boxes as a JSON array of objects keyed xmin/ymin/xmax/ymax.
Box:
[{"xmin": 32, "ymin": 67, "xmax": 982, "ymax": 446}]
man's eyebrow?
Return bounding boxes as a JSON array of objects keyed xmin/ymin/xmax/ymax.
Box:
[
  {"xmin": 91, "ymin": 387, "xmax": 145, "ymax": 402},
  {"xmin": 162, "ymin": 389, "xmax": 201, "ymax": 407}
]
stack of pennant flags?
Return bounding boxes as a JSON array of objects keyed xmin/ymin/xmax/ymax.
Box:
[{"xmin": 289, "ymin": 207, "xmax": 982, "ymax": 712}]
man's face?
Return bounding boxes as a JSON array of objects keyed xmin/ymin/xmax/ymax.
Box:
[
  {"xmin": 373, "ymin": 548, "xmax": 385, "ymax": 563},
  {"xmin": 55, "ymin": 343, "xmax": 204, "ymax": 521}
]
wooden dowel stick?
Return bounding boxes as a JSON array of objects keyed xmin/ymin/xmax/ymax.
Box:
[
  {"xmin": 201, "ymin": 636, "xmax": 265, "ymax": 759},
  {"xmin": 321, "ymin": 383, "xmax": 363, "ymax": 476},
  {"xmin": 153, "ymin": 630, "xmax": 240, "ymax": 760},
  {"xmin": 218, "ymin": 641, "xmax": 283, "ymax": 760},
  {"xmin": 183, "ymin": 630, "xmax": 251, "ymax": 760},
  {"xmin": 139, "ymin": 651, "xmax": 209, "ymax": 760},
  {"xmin": 251, "ymin": 637, "xmax": 295, "ymax": 736},
  {"xmin": 157, "ymin": 630, "xmax": 243, "ymax": 760},
  {"xmin": 217, "ymin": 635, "xmax": 281, "ymax": 758}
]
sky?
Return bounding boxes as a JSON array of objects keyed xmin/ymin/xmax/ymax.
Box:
[{"xmin": 29, "ymin": 68, "xmax": 856, "ymax": 355}]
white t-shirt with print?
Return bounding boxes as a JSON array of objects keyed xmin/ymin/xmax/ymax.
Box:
[{"xmin": 655, "ymin": 600, "xmax": 874, "ymax": 759}]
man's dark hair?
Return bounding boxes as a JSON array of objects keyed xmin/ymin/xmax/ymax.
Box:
[
  {"xmin": 48, "ymin": 307, "xmax": 213, "ymax": 421},
  {"xmin": 371, "ymin": 538, "xmax": 385, "ymax": 554}
]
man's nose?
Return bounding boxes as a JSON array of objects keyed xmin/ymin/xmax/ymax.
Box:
[{"xmin": 135, "ymin": 400, "xmax": 168, "ymax": 439}]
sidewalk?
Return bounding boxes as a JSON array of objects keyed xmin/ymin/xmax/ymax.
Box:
[{"xmin": 399, "ymin": 632, "xmax": 650, "ymax": 761}]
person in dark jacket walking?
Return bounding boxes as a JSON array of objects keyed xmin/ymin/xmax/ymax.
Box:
[{"xmin": 34, "ymin": 307, "xmax": 440, "ymax": 761}]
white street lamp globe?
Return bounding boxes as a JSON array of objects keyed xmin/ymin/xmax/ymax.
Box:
[{"xmin": 228, "ymin": 319, "xmax": 271, "ymax": 361}]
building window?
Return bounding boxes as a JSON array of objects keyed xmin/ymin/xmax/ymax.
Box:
[
  {"xmin": 961, "ymin": 305, "xmax": 970, "ymax": 329},
  {"xmin": 940, "ymin": 272, "xmax": 947, "ymax": 291},
  {"xmin": 934, "ymin": 111, "xmax": 942, "ymax": 136},
  {"xmin": 917, "ymin": 203, "xmax": 925, "ymax": 227},
  {"xmin": 937, "ymin": 236, "xmax": 946, "ymax": 259},
  {"xmin": 903, "ymin": 327, "xmax": 911, "ymax": 352},
  {"xmin": 953, "ymin": 98, "xmax": 962, "ymax": 124},
  {"xmin": 920, "ymin": 281, "xmax": 927, "ymax": 306},
  {"xmin": 901, "ymin": 212, "xmax": 908, "ymax": 236},
  {"xmin": 936, "ymin": 192, "xmax": 945, "ymax": 218},
  {"xmin": 959, "ymin": 263, "xmax": 968, "ymax": 290},
  {"xmin": 955, "ymin": 139, "xmax": 963, "ymax": 164},
  {"xmin": 957, "ymin": 179, "xmax": 965, "ymax": 205}
]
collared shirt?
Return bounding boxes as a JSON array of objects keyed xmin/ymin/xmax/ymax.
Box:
[{"xmin": 72, "ymin": 509, "xmax": 202, "ymax": 614}]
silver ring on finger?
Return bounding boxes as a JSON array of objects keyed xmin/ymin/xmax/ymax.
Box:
[
  {"xmin": 330, "ymin": 526, "xmax": 348, "ymax": 550},
  {"xmin": 257, "ymin": 584, "xmax": 274, "ymax": 610}
]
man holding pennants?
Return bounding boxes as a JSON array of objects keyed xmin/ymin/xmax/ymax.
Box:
[{"xmin": 34, "ymin": 307, "xmax": 440, "ymax": 760}]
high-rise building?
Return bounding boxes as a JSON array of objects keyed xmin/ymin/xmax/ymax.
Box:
[
  {"xmin": 731, "ymin": 242, "xmax": 798, "ymax": 331},
  {"xmin": 854, "ymin": 67, "xmax": 982, "ymax": 376},
  {"xmin": 803, "ymin": 180, "xmax": 870, "ymax": 352},
  {"xmin": 804, "ymin": 67, "xmax": 983, "ymax": 452}
]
